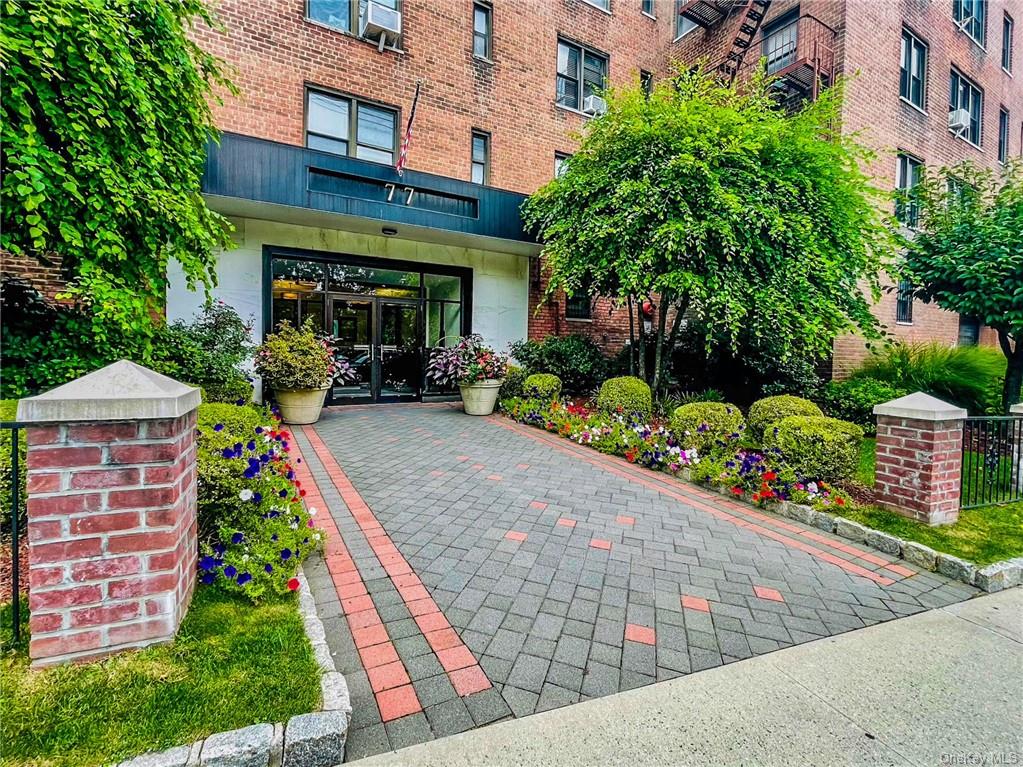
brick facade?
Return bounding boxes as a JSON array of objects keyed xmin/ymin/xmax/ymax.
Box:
[{"xmin": 24, "ymin": 412, "xmax": 198, "ymax": 666}]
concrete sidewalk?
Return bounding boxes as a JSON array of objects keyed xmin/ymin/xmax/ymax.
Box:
[{"xmin": 355, "ymin": 588, "xmax": 1023, "ymax": 766}]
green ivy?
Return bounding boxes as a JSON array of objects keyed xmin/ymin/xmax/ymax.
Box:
[{"xmin": 1, "ymin": 0, "xmax": 235, "ymax": 346}]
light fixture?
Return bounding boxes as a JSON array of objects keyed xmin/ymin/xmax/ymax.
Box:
[{"xmin": 382, "ymin": 226, "xmax": 398, "ymax": 236}]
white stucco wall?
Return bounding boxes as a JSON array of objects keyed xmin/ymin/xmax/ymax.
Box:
[{"xmin": 167, "ymin": 217, "xmax": 530, "ymax": 354}]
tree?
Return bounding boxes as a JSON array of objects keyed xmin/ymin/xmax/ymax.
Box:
[
  {"xmin": 1, "ymin": 0, "xmax": 234, "ymax": 349},
  {"xmin": 522, "ymin": 69, "xmax": 893, "ymax": 395},
  {"xmin": 900, "ymin": 161, "xmax": 1023, "ymax": 410}
]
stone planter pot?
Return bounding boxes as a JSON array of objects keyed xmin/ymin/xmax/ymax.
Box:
[
  {"xmin": 275, "ymin": 385, "xmax": 330, "ymax": 425},
  {"xmin": 459, "ymin": 379, "xmax": 503, "ymax": 416}
]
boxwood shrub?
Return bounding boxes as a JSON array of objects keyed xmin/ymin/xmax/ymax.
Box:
[
  {"xmin": 821, "ymin": 377, "xmax": 908, "ymax": 434},
  {"xmin": 671, "ymin": 402, "xmax": 744, "ymax": 453},
  {"xmin": 747, "ymin": 395, "xmax": 823, "ymax": 441},
  {"xmin": 523, "ymin": 373, "xmax": 562, "ymax": 401},
  {"xmin": 763, "ymin": 415, "xmax": 864, "ymax": 482},
  {"xmin": 596, "ymin": 376, "xmax": 652, "ymax": 418},
  {"xmin": 499, "ymin": 364, "xmax": 527, "ymax": 400}
]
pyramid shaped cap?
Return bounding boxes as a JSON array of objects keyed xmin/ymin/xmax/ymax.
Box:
[
  {"xmin": 873, "ymin": 391, "xmax": 967, "ymax": 421},
  {"xmin": 17, "ymin": 360, "xmax": 201, "ymax": 423}
]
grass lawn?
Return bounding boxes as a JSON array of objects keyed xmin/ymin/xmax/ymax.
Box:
[
  {"xmin": 856, "ymin": 437, "xmax": 876, "ymax": 486},
  {"xmin": 0, "ymin": 587, "xmax": 321, "ymax": 767}
]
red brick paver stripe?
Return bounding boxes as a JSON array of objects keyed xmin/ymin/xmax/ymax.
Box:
[
  {"xmin": 624, "ymin": 623, "xmax": 656, "ymax": 645},
  {"xmin": 486, "ymin": 474, "xmax": 503, "ymax": 481},
  {"xmin": 616, "ymin": 515, "xmax": 635, "ymax": 526},
  {"xmin": 516, "ymin": 463, "xmax": 530, "ymax": 470},
  {"xmin": 753, "ymin": 586, "xmax": 785, "ymax": 603},
  {"xmin": 529, "ymin": 501, "xmax": 548, "ymax": 510},
  {"xmin": 590, "ymin": 538, "xmax": 612, "ymax": 551},
  {"xmin": 288, "ymin": 439, "xmax": 423, "ymax": 720},
  {"xmin": 681, "ymin": 595, "xmax": 711, "ymax": 613},
  {"xmin": 883, "ymin": 562, "xmax": 916, "ymax": 578},
  {"xmin": 300, "ymin": 426, "xmax": 492, "ymax": 700},
  {"xmin": 505, "ymin": 531, "xmax": 528, "ymax": 542},
  {"xmin": 471, "ymin": 463, "xmax": 485, "ymax": 470},
  {"xmin": 456, "ymin": 455, "xmax": 470, "ymax": 461},
  {"xmin": 495, "ymin": 419, "xmax": 898, "ymax": 587},
  {"xmin": 556, "ymin": 518, "xmax": 576, "ymax": 529}
]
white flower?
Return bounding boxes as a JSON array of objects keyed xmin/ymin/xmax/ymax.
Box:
[
  {"xmin": 239, "ymin": 489, "xmax": 253, "ymax": 501},
  {"xmin": 308, "ymin": 507, "xmax": 318, "ymax": 516}
]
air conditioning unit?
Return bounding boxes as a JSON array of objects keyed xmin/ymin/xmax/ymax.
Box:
[
  {"xmin": 954, "ymin": 12, "xmax": 975, "ymax": 32},
  {"xmin": 360, "ymin": 1, "xmax": 401, "ymax": 51},
  {"xmin": 582, "ymin": 94, "xmax": 607, "ymax": 116},
  {"xmin": 948, "ymin": 108, "xmax": 971, "ymax": 134}
]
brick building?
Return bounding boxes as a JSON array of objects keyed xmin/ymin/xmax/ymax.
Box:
[{"xmin": 163, "ymin": 0, "xmax": 1021, "ymax": 402}]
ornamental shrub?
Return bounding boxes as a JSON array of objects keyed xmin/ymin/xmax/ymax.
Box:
[
  {"xmin": 201, "ymin": 376, "xmax": 254, "ymax": 405},
  {"xmin": 746, "ymin": 395, "xmax": 823, "ymax": 441},
  {"xmin": 499, "ymin": 364, "xmax": 527, "ymax": 399},
  {"xmin": 821, "ymin": 377, "xmax": 908, "ymax": 434},
  {"xmin": 523, "ymin": 373, "xmax": 562, "ymax": 400},
  {"xmin": 763, "ymin": 415, "xmax": 864, "ymax": 482},
  {"xmin": 195, "ymin": 402, "xmax": 321, "ymax": 599},
  {"xmin": 255, "ymin": 320, "xmax": 334, "ymax": 392},
  {"xmin": 596, "ymin": 376, "xmax": 652, "ymax": 418},
  {"xmin": 671, "ymin": 402, "xmax": 744, "ymax": 453},
  {"xmin": 427, "ymin": 334, "xmax": 508, "ymax": 386},
  {"xmin": 510, "ymin": 335, "xmax": 609, "ymax": 394}
]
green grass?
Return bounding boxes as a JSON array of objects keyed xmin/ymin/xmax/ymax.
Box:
[
  {"xmin": 856, "ymin": 437, "xmax": 876, "ymax": 486},
  {"xmin": 0, "ymin": 587, "xmax": 321, "ymax": 767}
]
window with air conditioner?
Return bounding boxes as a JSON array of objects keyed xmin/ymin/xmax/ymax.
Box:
[
  {"xmin": 900, "ymin": 28, "xmax": 928, "ymax": 110},
  {"xmin": 556, "ymin": 39, "xmax": 608, "ymax": 112},
  {"xmin": 949, "ymin": 68, "xmax": 983, "ymax": 146},
  {"xmin": 306, "ymin": 88, "xmax": 398, "ymax": 164},
  {"xmin": 954, "ymin": 0, "xmax": 986, "ymax": 47},
  {"xmin": 896, "ymin": 153, "xmax": 923, "ymax": 228},
  {"xmin": 307, "ymin": 0, "xmax": 401, "ymax": 47}
]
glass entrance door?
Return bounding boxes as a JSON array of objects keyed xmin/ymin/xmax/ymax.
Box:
[{"xmin": 328, "ymin": 295, "xmax": 421, "ymax": 404}]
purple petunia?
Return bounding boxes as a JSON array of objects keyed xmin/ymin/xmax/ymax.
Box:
[
  {"xmin": 199, "ymin": 555, "xmax": 216, "ymax": 571},
  {"xmin": 264, "ymin": 564, "xmax": 273, "ymax": 574},
  {"xmin": 280, "ymin": 548, "xmax": 292, "ymax": 561},
  {"xmin": 247, "ymin": 440, "xmax": 256, "ymax": 451},
  {"xmin": 214, "ymin": 423, "xmax": 225, "ymax": 432},
  {"xmin": 252, "ymin": 492, "xmax": 262, "ymax": 503},
  {"xmin": 221, "ymin": 447, "xmax": 235, "ymax": 459},
  {"xmin": 224, "ymin": 565, "xmax": 238, "ymax": 578},
  {"xmin": 231, "ymin": 532, "xmax": 244, "ymax": 545},
  {"xmin": 201, "ymin": 572, "xmax": 215, "ymax": 585},
  {"xmin": 255, "ymin": 426, "xmax": 264, "ymax": 434},
  {"xmin": 237, "ymin": 572, "xmax": 252, "ymax": 585},
  {"xmin": 279, "ymin": 489, "xmax": 288, "ymax": 498}
]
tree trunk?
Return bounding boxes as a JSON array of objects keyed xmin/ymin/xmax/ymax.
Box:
[
  {"xmin": 651, "ymin": 292, "xmax": 671, "ymax": 396},
  {"xmin": 998, "ymin": 330, "xmax": 1023, "ymax": 412},
  {"xmin": 637, "ymin": 299, "xmax": 648, "ymax": 384},
  {"xmin": 665, "ymin": 297, "xmax": 689, "ymax": 362},
  {"xmin": 627, "ymin": 295, "xmax": 636, "ymax": 377}
]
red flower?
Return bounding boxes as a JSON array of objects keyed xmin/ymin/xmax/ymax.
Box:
[
  {"xmin": 752, "ymin": 493, "xmax": 761, "ymax": 502},
  {"xmin": 287, "ymin": 578, "xmax": 300, "ymax": 591},
  {"xmin": 731, "ymin": 487, "xmax": 743, "ymax": 496},
  {"xmin": 836, "ymin": 497, "xmax": 846, "ymax": 506},
  {"xmin": 763, "ymin": 471, "xmax": 777, "ymax": 481}
]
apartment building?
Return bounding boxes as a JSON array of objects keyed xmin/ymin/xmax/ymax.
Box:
[{"xmin": 168, "ymin": 0, "xmax": 1022, "ymax": 403}]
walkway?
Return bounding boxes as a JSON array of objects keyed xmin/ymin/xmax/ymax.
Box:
[
  {"xmin": 293, "ymin": 403, "xmax": 979, "ymax": 760},
  {"xmin": 356, "ymin": 588, "xmax": 1023, "ymax": 766}
]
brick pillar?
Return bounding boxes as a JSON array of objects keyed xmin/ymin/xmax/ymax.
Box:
[
  {"xmin": 873, "ymin": 392, "xmax": 967, "ymax": 527},
  {"xmin": 17, "ymin": 361, "xmax": 200, "ymax": 666}
]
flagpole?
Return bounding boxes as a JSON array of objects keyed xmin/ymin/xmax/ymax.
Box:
[{"xmin": 396, "ymin": 80, "xmax": 423, "ymax": 177}]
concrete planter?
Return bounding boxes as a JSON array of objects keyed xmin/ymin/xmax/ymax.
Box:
[
  {"xmin": 275, "ymin": 385, "xmax": 330, "ymax": 425},
  {"xmin": 459, "ymin": 379, "xmax": 503, "ymax": 416}
]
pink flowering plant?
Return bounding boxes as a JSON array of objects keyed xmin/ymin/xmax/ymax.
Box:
[
  {"xmin": 196, "ymin": 403, "xmax": 323, "ymax": 599},
  {"xmin": 427, "ymin": 334, "xmax": 508, "ymax": 386}
]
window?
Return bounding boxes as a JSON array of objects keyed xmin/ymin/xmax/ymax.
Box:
[
  {"xmin": 642, "ymin": 0, "xmax": 655, "ymax": 17},
  {"xmin": 470, "ymin": 130, "xmax": 489, "ymax": 184},
  {"xmin": 763, "ymin": 11, "xmax": 799, "ymax": 74},
  {"xmin": 554, "ymin": 152, "xmax": 571, "ymax": 177},
  {"xmin": 896, "ymin": 280, "xmax": 914, "ymax": 324},
  {"xmin": 896, "ymin": 153, "xmax": 923, "ymax": 228},
  {"xmin": 473, "ymin": 2, "xmax": 492, "ymax": 59},
  {"xmin": 675, "ymin": 1, "xmax": 698, "ymax": 39},
  {"xmin": 1004, "ymin": 14, "xmax": 1014, "ymax": 72},
  {"xmin": 583, "ymin": 0, "xmax": 610, "ymax": 11},
  {"xmin": 954, "ymin": 0, "xmax": 986, "ymax": 46},
  {"xmin": 640, "ymin": 70, "xmax": 653, "ymax": 97},
  {"xmin": 556, "ymin": 39, "xmax": 608, "ymax": 111},
  {"xmin": 306, "ymin": 89, "xmax": 398, "ymax": 164},
  {"xmin": 307, "ymin": 0, "xmax": 400, "ymax": 40},
  {"xmin": 958, "ymin": 316, "xmax": 981, "ymax": 346},
  {"xmin": 999, "ymin": 108, "xmax": 1010, "ymax": 163},
  {"xmin": 900, "ymin": 29, "xmax": 928, "ymax": 110},
  {"xmin": 565, "ymin": 276, "xmax": 592, "ymax": 319},
  {"xmin": 949, "ymin": 69, "xmax": 983, "ymax": 146}
]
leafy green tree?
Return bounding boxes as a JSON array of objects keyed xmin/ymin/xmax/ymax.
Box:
[
  {"xmin": 522, "ymin": 69, "xmax": 893, "ymax": 394},
  {"xmin": 1, "ymin": 0, "xmax": 234, "ymax": 347},
  {"xmin": 900, "ymin": 161, "xmax": 1023, "ymax": 410}
]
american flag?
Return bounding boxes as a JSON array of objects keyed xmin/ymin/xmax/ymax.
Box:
[{"xmin": 395, "ymin": 81, "xmax": 422, "ymax": 177}]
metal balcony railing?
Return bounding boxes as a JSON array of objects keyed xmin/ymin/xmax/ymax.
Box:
[{"xmin": 732, "ymin": 14, "xmax": 838, "ymax": 104}]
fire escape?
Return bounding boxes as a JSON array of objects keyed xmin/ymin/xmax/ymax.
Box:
[{"xmin": 677, "ymin": 0, "xmax": 837, "ymax": 110}]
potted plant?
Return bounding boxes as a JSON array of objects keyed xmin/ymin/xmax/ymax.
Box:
[
  {"xmin": 254, "ymin": 320, "xmax": 336, "ymax": 425},
  {"xmin": 427, "ymin": 334, "xmax": 508, "ymax": 416}
]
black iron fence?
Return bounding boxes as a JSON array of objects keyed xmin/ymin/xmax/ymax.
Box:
[
  {"xmin": 2, "ymin": 420, "xmax": 26, "ymax": 646},
  {"xmin": 961, "ymin": 416, "xmax": 1023, "ymax": 510}
]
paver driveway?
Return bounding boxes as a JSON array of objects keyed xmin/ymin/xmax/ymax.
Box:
[{"xmin": 293, "ymin": 403, "xmax": 978, "ymax": 760}]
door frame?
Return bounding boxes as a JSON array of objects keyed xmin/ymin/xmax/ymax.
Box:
[{"xmin": 262, "ymin": 245, "xmax": 473, "ymax": 406}]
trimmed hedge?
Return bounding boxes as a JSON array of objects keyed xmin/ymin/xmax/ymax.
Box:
[
  {"xmin": 763, "ymin": 415, "xmax": 864, "ymax": 482},
  {"xmin": 596, "ymin": 376, "xmax": 652, "ymax": 418},
  {"xmin": 499, "ymin": 364, "xmax": 527, "ymax": 400},
  {"xmin": 671, "ymin": 401, "xmax": 744, "ymax": 453},
  {"xmin": 523, "ymin": 373, "xmax": 562, "ymax": 400},
  {"xmin": 199, "ymin": 376, "xmax": 254, "ymax": 405},
  {"xmin": 821, "ymin": 377, "xmax": 908, "ymax": 434},
  {"xmin": 747, "ymin": 395, "xmax": 823, "ymax": 441}
]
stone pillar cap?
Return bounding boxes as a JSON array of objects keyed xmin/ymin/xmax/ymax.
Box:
[
  {"xmin": 873, "ymin": 391, "xmax": 967, "ymax": 421},
  {"xmin": 1010, "ymin": 403, "xmax": 1023, "ymax": 415},
  {"xmin": 17, "ymin": 360, "xmax": 201, "ymax": 424}
]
